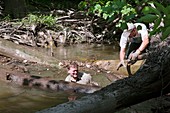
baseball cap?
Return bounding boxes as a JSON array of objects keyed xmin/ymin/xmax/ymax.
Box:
[
  {"xmin": 122, "ymin": 23, "xmax": 135, "ymax": 37},
  {"xmin": 127, "ymin": 23, "xmax": 135, "ymax": 32}
]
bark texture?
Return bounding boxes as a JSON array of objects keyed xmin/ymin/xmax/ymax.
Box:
[{"xmin": 37, "ymin": 37, "xmax": 170, "ymax": 113}]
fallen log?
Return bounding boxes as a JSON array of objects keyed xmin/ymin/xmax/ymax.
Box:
[
  {"xmin": 36, "ymin": 37, "xmax": 170, "ymax": 113},
  {"xmin": 6, "ymin": 73, "xmax": 101, "ymax": 94}
]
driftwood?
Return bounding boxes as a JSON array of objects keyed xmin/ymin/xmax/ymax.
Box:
[
  {"xmin": 0, "ymin": 9, "xmax": 118, "ymax": 50},
  {"xmin": 36, "ymin": 37, "xmax": 170, "ymax": 113},
  {"xmin": 6, "ymin": 73, "xmax": 101, "ymax": 94}
]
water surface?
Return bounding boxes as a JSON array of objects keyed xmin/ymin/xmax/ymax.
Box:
[{"xmin": 0, "ymin": 43, "xmax": 118, "ymax": 113}]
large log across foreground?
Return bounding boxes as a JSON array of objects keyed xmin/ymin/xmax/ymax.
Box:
[{"xmin": 37, "ymin": 40, "xmax": 170, "ymax": 113}]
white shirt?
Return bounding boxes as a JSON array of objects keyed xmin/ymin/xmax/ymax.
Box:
[
  {"xmin": 120, "ymin": 23, "xmax": 148, "ymax": 48},
  {"xmin": 65, "ymin": 72, "xmax": 92, "ymax": 85}
]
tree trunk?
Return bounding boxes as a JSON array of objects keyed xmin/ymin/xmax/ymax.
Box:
[
  {"xmin": 4, "ymin": 0, "xmax": 27, "ymax": 18},
  {"xmin": 37, "ymin": 37, "xmax": 170, "ymax": 113}
]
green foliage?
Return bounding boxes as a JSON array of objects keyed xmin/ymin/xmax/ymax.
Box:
[
  {"xmin": 139, "ymin": 2, "xmax": 170, "ymax": 40},
  {"xmin": 1, "ymin": 15, "xmax": 12, "ymax": 21},
  {"xmin": 79, "ymin": 0, "xmax": 137, "ymax": 30},
  {"xmin": 79, "ymin": 0, "xmax": 170, "ymax": 40},
  {"xmin": 138, "ymin": 14, "xmax": 158, "ymax": 23},
  {"xmin": 22, "ymin": 14, "xmax": 56, "ymax": 27}
]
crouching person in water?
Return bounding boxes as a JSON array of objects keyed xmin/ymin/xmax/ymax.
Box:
[{"xmin": 65, "ymin": 62, "xmax": 99, "ymax": 86}]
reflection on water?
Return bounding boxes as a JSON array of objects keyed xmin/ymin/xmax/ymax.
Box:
[
  {"xmin": 47, "ymin": 43, "xmax": 119, "ymax": 61},
  {"xmin": 0, "ymin": 81, "xmax": 83, "ymax": 113}
]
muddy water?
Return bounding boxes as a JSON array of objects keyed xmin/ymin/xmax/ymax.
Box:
[
  {"xmin": 0, "ymin": 81, "xmax": 85, "ymax": 113},
  {"xmin": 51, "ymin": 44, "xmax": 119, "ymax": 61},
  {"xmin": 0, "ymin": 43, "xmax": 119, "ymax": 113}
]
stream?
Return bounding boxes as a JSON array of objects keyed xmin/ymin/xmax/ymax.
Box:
[
  {"xmin": 0, "ymin": 39, "xmax": 159, "ymax": 113},
  {"xmin": 0, "ymin": 40, "xmax": 120, "ymax": 113}
]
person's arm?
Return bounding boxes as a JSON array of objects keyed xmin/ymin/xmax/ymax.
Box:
[
  {"xmin": 116, "ymin": 48, "xmax": 126, "ymax": 70},
  {"xmin": 138, "ymin": 36, "xmax": 149, "ymax": 52},
  {"xmin": 130, "ymin": 35, "xmax": 149, "ymax": 61},
  {"xmin": 116, "ymin": 31, "xmax": 128, "ymax": 70},
  {"xmin": 119, "ymin": 30, "xmax": 129, "ymax": 61},
  {"xmin": 120, "ymin": 47, "xmax": 126, "ymax": 61},
  {"xmin": 135, "ymin": 23, "xmax": 149, "ymax": 53}
]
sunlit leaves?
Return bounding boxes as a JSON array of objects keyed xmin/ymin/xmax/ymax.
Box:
[
  {"xmin": 139, "ymin": 2, "xmax": 170, "ymax": 40},
  {"xmin": 93, "ymin": 4, "xmax": 102, "ymax": 16},
  {"xmin": 142, "ymin": 6, "xmax": 161, "ymax": 16},
  {"xmin": 121, "ymin": 5, "xmax": 136, "ymax": 16},
  {"xmin": 22, "ymin": 14, "xmax": 56, "ymax": 27},
  {"xmin": 78, "ymin": 0, "xmax": 170, "ymax": 40},
  {"xmin": 86, "ymin": 0, "xmax": 137, "ymax": 30}
]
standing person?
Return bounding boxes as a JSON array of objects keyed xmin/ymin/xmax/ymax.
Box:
[
  {"xmin": 116, "ymin": 23, "xmax": 149, "ymax": 70},
  {"xmin": 65, "ymin": 62, "xmax": 98, "ymax": 86}
]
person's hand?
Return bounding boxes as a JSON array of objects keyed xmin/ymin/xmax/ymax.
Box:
[
  {"xmin": 116, "ymin": 60, "xmax": 126, "ymax": 71},
  {"xmin": 128, "ymin": 50, "xmax": 141, "ymax": 65},
  {"xmin": 130, "ymin": 52, "xmax": 138, "ymax": 60},
  {"xmin": 129, "ymin": 50, "xmax": 140, "ymax": 61}
]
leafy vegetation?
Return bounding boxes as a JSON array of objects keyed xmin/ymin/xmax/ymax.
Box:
[
  {"xmin": 79, "ymin": 0, "xmax": 170, "ymax": 39},
  {"xmin": 1, "ymin": 0, "xmax": 170, "ymax": 42},
  {"xmin": 139, "ymin": 2, "xmax": 170, "ymax": 40},
  {"xmin": 79, "ymin": 0, "xmax": 137, "ymax": 30},
  {"xmin": 22, "ymin": 14, "xmax": 56, "ymax": 27}
]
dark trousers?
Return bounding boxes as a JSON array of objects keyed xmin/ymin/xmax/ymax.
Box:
[{"xmin": 125, "ymin": 42, "xmax": 141, "ymax": 59}]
